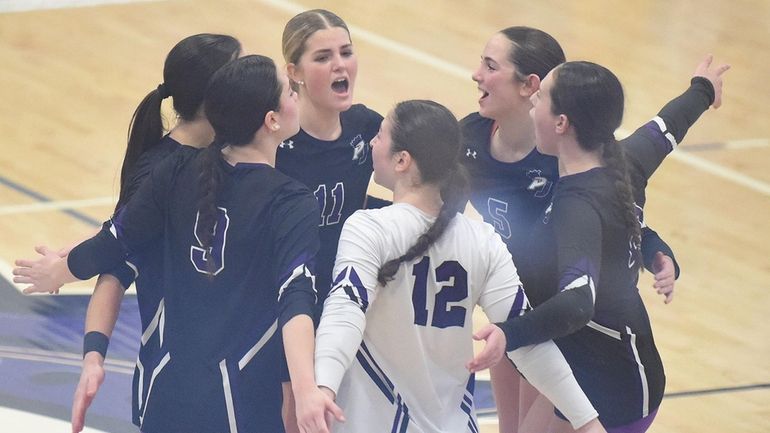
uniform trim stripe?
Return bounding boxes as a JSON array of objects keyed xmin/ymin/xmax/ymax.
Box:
[
  {"xmin": 277, "ymin": 263, "xmax": 312, "ymax": 302},
  {"xmin": 238, "ymin": 320, "xmax": 278, "ymax": 370},
  {"xmin": 139, "ymin": 352, "xmax": 170, "ymax": 427},
  {"xmin": 356, "ymin": 351, "xmax": 395, "ymax": 403},
  {"xmin": 135, "ymin": 357, "xmax": 145, "ymax": 410},
  {"xmin": 140, "ymin": 299, "xmax": 164, "ymax": 346},
  {"xmin": 626, "ymin": 326, "xmax": 650, "ymax": 417},
  {"xmin": 360, "ymin": 343, "xmax": 395, "ymax": 390},
  {"xmin": 125, "ymin": 260, "xmax": 139, "ymax": 280},
  {"xmin": 356, "ymin": 343, "xmax": 411, "ymax": 431},
  {"xmin": 462, "ymin": 375, "xmax": 479, "ymax": 433},
  {"xmin": 586, "ymin": 320, "xmax": 622, "ymax": 340},
  {"xmin": 507, "ymin": 285, "xmax": 527, "ymax": 320},
  {"xmin": 219, "ymin": 360, "xmax": 239, "ymax": 433},
  {"xmin": 562, "ymin": 275, "xmax": 596, "ymax": 304},
  {"xmin": 651, "ymin": 116, "xmax": 678, "ymax": 149}
]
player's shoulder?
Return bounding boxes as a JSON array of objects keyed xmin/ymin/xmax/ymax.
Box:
[
  {"xmin": 460, "ymin": 112, "xmax": 493, "ymax": 134},
  {"xmin": 343, "ymin": 103, "xmax": 384, "ymax": 125}
]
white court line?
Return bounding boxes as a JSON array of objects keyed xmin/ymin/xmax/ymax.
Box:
[
  {"xmin": 262, "ymin": 0, "xmax": 770, "ymax": 198},
  {"xmin": 0, "ymin": 406, "xmax": 110, "ymax": 433},
  {"xmin": 0, "ymin": 0, "xmax": 161, "ymax": 13},
  {"xmin": 0, "ymin": 196, "xmax": 114, "ymax": 216},
  {"xmin": 721, "ymin": 138, "xmax": 769, "ymax": 150},
  {"xmin": 0, "ymin": 348, "xmax": 135, "ymax": 374}
]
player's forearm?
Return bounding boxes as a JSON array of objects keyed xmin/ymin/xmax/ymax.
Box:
[
  {"xmin": 283, "ymin": 314, "xmax": 319, "ymax": 394},
  {"xmin": 508, "ymin": 340, "xmax": 598, "ymax": 429},
  {"xmin": 314, "ymin": 296, "xmax": 366, "ymax": 394},
  {"xmin": 84, "ymin": 274, "xmax": 125, "ymax": 338}
]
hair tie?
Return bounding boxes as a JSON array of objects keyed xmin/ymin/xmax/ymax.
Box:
[{"xmin": 157, "ymin": 83, "xmax": 169, "ymax": 99}]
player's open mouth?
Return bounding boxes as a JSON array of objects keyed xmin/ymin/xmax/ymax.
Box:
[{"xmin": 332, "ymin": 78, "xmax": 349, "ymax": 94}]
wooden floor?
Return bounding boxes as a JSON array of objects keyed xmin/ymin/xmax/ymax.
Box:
[{"xmin": 1, "ymin": 0, "xmax": 769, "ymax": 432}]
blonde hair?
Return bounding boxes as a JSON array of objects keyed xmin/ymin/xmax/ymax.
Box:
[{"xmin": 282, "ymin": 9, "xmax": 351, "ymax": 65}]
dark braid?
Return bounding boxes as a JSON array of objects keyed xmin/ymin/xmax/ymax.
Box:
[
  {"xmin": 601, "ymin": 140, "xmax": 643, "ymax": 267},
  {"xmin": 550, "ymin": 61, "xmax": 642, "ymax": 269},
  {"xmin": 376, "ymin": 100, "xmax": 469, "ymax": 285},
  {"xmin": 195, "ymin": 138, "xmax": 226, "ymax": 273},
  {"xmin": 195, "ymin": 55, "xmax": 283, "ymax": 276}
]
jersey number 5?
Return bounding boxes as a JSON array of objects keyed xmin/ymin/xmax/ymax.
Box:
[
  {"xmin": 190, "ymin": 207, "xmax": 230, "ymax": 276},
  {"xmin": 411, "ymin": 257, "xmax": 468, "ymax": 328}
]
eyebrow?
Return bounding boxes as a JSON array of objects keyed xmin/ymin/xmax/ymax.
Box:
[
  {"xmin": 311, "ymin": 43, "xmax": 353, "ymax": 56},
  {"xmin": 481, "ymin": 55, "xmax": 499, "ymax": 66}
]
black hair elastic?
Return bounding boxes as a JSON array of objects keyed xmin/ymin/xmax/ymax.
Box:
[
  {"xmin": 83, "ymin": 331, "xmax": 110, "ymax": 359},
  {"xmin": 157, "ymin": 83, "xmax": 170, "ymax": 99}
]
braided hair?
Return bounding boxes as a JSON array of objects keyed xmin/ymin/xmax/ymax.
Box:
[
  {"xmin": 549, "ymin": 61, "xmax": 642, "ymax": 267},
  {"xmin": 377, "ymin": 100, "xmax": 469, "ymax": 284}
]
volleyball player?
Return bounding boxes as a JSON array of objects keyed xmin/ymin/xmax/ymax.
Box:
[
  {"xmin": 276, "ymin": 11, "xmax": 384, "ymax": 429},
  {"xmin": 301, "ymin": 100, "xmax": 606, "ymax": 433},
  {"xmin": 462, "ymin": 26, "xmax": 728, "ymax": 432},
  {"xmin": 14, "ymin": 33, "xmax": 242, "ymax": 432},
  {"xmin": 15, "ymin": 55, "xmax": 330, "ymax": 433}
]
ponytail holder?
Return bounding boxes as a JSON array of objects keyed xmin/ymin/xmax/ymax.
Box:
[{"xmin": 157, "ymin": 83, "xmax": 169, "ymax": 99}]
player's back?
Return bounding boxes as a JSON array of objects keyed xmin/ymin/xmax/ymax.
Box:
[{"xmin": 332, "ymin": 203, "xmax": 510, "ymax": 432}]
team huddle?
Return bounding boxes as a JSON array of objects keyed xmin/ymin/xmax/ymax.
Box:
[{"xmin": 12, "ymin": 9, "xmax": 729, "ymax": 433}]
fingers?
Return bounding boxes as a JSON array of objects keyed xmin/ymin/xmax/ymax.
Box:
[
  {"xmin": 695, "ymin": 54, "xmax": 713, "ymax": 74},
  {"xmin": 35, "ymin": 245, "xmax": 55, "ymax": 256},
  {"xmin": 327, "ymin": 400, "xmax": 345, "ymax": 422},
  {"xmin": 664, "ymin": 291, "xmax": 674, "ymax": 304},
  {"xmin": 12, "ymin": 260, "xmax": 35, "ymax": 270},
  {"xmin": 472, "ymin": 323, "xmax": 495, "ymax": 341}
]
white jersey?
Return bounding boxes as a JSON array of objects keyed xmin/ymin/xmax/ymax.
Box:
[{"xmin": 315, "ymin": 203, "xmax": 597, "ymax": 432}]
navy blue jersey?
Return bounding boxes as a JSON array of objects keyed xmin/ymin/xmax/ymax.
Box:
[
  {"xmin": 101, "ymin": 135, "xmax": 183, "ymax": 426},
  {"xmin": 69, "ymin": 147, "xmax": 319, "ymax": 433},
  {"xmin": 461, "ymin": 77, "xmax": 715, "ymax": 299},
  {"xmin": 276, "ymin": 104, "xmax": 382, "ymax": 303},
  {"xmin": 516, "ymin": 168, "xmax": 665, "ymax": 427}
]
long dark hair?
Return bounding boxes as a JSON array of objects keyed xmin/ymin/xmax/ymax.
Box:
[
  {"xmin": 117, "ymin": 33, "xmax": 241, "ymax": 211},
  {"xmin": 499, "ymin": 26, "xmax": 565, "ymax": 81},
  {"xmin": 377, "ymin": 100, "xmax": 469, "ymax": 284},
  {"xmin": 550, "ymin": 61, "xmax": 642, "ymax": 266},
  {"xmin": 195, "ymin": 55, "xmax": 283, "ymax": 271}
]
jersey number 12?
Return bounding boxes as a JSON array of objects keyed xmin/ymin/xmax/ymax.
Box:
[{"xmin": 411, "ymin": 257, "xmax": 468, "ymax": 328}]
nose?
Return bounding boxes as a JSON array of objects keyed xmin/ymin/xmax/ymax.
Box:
[
  {"xmin": 471, "ymin": 64, "xmax": 482, "ymax": 83},
  {"xmin": 332, "ymin": 53, "xmax": 345, "ymax": 71}
]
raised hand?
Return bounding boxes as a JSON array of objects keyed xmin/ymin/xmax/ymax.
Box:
[
  {"xmin": 13, "ymin": 245, "xmax": 71, "ymax": 294},
  {"xmin": 694, "ymin": 54, "xmax": 730, "ymax": 109}
]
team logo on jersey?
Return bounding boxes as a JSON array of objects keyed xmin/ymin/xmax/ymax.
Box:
[
  {"xmin": 279, "ymin": 140, "xmax": 294, "ymax": 149},
  {"xmin": 350, "ymin": 134, "xmax": 369, "ymax": 165},
  {"xmin": 526, "ymin": 169, "xmax": 553, "ymax": 198},
  {"xmin": 465, "ymin": 148, "xmax": 478, "ymax": 159},
  {"xmin": 542, "ymin": 201, "xmax": 553, "ymax": 224}
]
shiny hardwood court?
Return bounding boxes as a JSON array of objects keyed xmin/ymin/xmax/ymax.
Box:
[{"xmin": 1, "ymin": 1, "xmax": 768, "ymax": 432}]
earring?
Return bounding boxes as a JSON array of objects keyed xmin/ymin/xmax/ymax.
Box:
[
  {"xmin": 297, "ymin": 80, "xmax": 305, "ymax": 86},
  {"xmin": 272, "ymin": 124, "xmax": 280, "ymax": 131}
]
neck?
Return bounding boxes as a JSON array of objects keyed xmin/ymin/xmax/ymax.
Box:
[
  {"xmin": 298, "ymin": 98, "xmax": 342, "ymax": 141},
  {"xmin": 169, "ymin": 115, "xmax": 215, "ymax": 148},
  {"xmin": 221, "ymin": 133, "xmax": 279, "ymax": 167},
  {"xmin": 490, "ymin": 105, "xmax": 536, "ymax": 163},
  {"xmin": 557, "ymin": 138, "xmax": 602, "ymax": 176},
  {"xmin": 392, "ymin": 181, "xmax": 443, "ymax": 217}
]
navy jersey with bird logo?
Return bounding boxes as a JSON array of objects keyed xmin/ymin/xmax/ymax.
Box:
[{"xmin": 276, "ymin": 104, "xmax": 382, "ymax": 304}]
